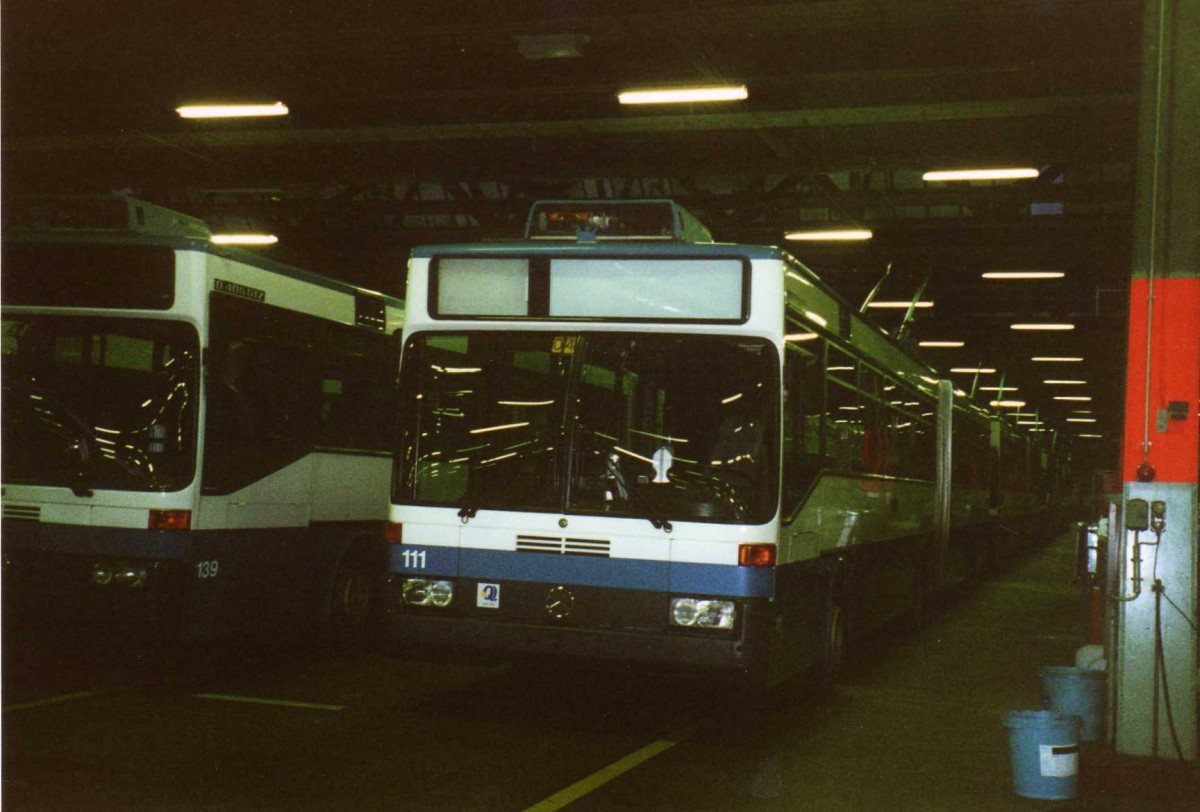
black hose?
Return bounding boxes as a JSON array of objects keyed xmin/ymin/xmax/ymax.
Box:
[{"xmin": 1152, "ymin": 580, "xmax": 1185, "ymax": 760}]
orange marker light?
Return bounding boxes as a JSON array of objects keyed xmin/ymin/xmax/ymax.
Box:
[
  {"xmin": 738, "ymin": 543, "xmax": 776, "ymax": 567},
  {"xmin": 148, "ymin": 509, "xmax": 191, "ymax": 531},
  {"xmin": 384, "ymin": 522, "xmax": 404, "ymax": 544}
]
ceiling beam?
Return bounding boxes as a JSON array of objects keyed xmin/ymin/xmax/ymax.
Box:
[{"xmin": 4, "ymin": 93, "xmax": 1135, "ymax": 154}]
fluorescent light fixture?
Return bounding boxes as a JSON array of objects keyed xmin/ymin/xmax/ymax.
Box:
[
  {"xmin": 211, "ymin": 233, "xmax": 279, "ymax": 245},
  {"xmin": 1078, "ymin": 434, "xmax": 1104, "ymax": 438},
  {"xmin": 919, "ymin": 340, "xmax": 964, "ymax": 348},
  {"xmin": 950, "ymin": 367, "xmax": 996, "ymax": 374},
  {"xmin": 618, "ymin": 85, "xmax": 748, "ymax": 105},
  {"xmin": 922, "ymin": 167, "xmax": 1039, "ymax": 182},
  {"xmin": 1032, "ymin": 356, "xmax": 1083, "ymax": 362},
  {"xmin": 1017, "ymin": 420, "xmax": 1043, "ymax": 426},
  {"xmin": 469, "ymin": 421, "xmax": 530, "ymax": 435},
  {"xmin": 990, "ymin": 400, "xmax": 1026, "ymax": 408},
  {"xmin": 982, "ymin": 271, "xmax": 1065, "ymax": 280},
  {"xmin": 1044, "ymin": 379, "xmax": 1087, "ymax": 385},
  {"xmin": 785, "ymin": 332, "xmax": 819, "ymax": 342},
  {"xmin": 803, "ymin": 310, "xmax": 828, "ymax": 327},
  {"xmin": 979, "ymin": 385, "xmax": 1018, "ymax": 392},
  {"xmin": 785, "ymin": 228, "xmax": 873, "ymax": 242},
  {"xmin": 176, "ymin": 101, "xmax": 289, "ymax": 119},
  {"xmin": 1067, "ymin": 418, "xmax": 1098, "ymax": 423},
  {"xmin": 866, "ymin": 301, "xmax": 934, "ymax": 309},
  {"xmin": 1011, "ymin": 323, "xmax": 1075, "ymax": 331},
  {"xmin": 1054, "ymin": 395, "xmax": 1092, "ymax": 402}
]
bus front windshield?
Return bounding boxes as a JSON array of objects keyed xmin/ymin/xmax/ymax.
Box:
[
  {"xmin": 2, "ymin": 315, "xmax": 200, "ymax": 493},
  {"xmin": 397, "ymin": 332, "xmax": 778, "ymax": 525}
]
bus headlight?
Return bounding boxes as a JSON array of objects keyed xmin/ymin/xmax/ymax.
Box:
[
  {"xmin": 402, "ymin": 578, "xmax": 454, "ymax": 607},
  {"xmin": 91, "ymin": 560, "xmax": 150, "ymax": 588},
  {"xmin": 670, "ymin": 598, "xmax": 736, "ymax": 630},
  {"xmin": 114, "ymin": 564, "xmax": 148, "ymax": 588}
]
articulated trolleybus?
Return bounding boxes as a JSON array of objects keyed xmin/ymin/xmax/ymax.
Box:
[
  {"xmin": 2, "ymin": 196, "xmax": 403, "ymax": 648},
  {"xmin": 386, "ymin": 199, "xmax": 1044, "ymax": 687}
]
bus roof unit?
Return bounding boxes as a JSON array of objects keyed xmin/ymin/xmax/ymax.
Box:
[
  {"xmin": 7, "ymin": 195, "xmax": 212, "ymax": 241},
  {"xmin": 524, "ymin": 199, "xmax": 713, "ymax": 243}
]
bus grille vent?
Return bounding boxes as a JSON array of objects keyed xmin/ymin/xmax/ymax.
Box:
[
  {"xmin": 3, "ymin": 504, "xmax": 41, "ymax": 522},
  {"xmin": 516, "ymin": 535, "xmax": 610, "ymax": 557}
]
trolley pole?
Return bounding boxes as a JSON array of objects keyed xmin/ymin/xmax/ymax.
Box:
[{"xmin": 1113, "ymin": 0, "xmax": 1198, "ymax": 761}]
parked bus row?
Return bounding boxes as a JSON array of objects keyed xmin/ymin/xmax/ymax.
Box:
[{"xmin": 2, "ymin": 197, "xmax": 1063, "ymax": 691}]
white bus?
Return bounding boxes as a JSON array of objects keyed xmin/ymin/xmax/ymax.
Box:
[
  {"xmin": 383, "ymin": 200, "xmax": 1051, "ymax": 688},
  {"xmin": 2, "ymin": 196, "xmax": 404, "ymax": 649}
]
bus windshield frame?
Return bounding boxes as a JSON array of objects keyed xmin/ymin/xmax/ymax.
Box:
[
  {"xmin": 394, "ymin": 330, "xmax": 779, "ymax": 526},
  {"xmin": 2, "ymin": 314, "xmax": 201, "ymax": 493}
]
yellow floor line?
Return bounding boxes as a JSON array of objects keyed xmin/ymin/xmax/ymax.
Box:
[
  {"xmin": 3, "ymin": 690, "xmax": 97, "ymax": 713},
  {"xmin": 193, "ymin": 693, "xmax": 345, "ymax": 711},
  {"xmin": 523, "ymin": 723, "xmax": 701, "ymax": 812}
]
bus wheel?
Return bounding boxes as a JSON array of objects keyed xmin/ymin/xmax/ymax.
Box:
[
  {"xmin": 818, "ymin": 602, "xmax": 846, "ymax": 692},
  {"xmin": 328, "ymin": 543, "xmax": 379, "ymax": 652}
]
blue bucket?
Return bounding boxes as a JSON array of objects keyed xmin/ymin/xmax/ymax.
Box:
[
  {"xmin": 1041, "ymin": 666, "xmax": 1106, "ymax": 742},
  {"xmin": 1003, "ymin": 710, "xmax": 1080, "ymax": 800}
]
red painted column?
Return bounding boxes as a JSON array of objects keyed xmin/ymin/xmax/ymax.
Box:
[{"xmin": 1121, "ymin": 277, "xmax": 1200, "ymax": 485}]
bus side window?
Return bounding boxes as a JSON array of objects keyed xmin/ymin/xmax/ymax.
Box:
[
  {"xmin": 202, "ymin": 293, "xmax": 322, "ymax": 495},
  {"xmin": 824, "ymin": 348, "xmax": 860, "ymax": 472},
  {"xmin": 316, "ymin": 323, "xmax": 393, "ymax": 452},
  {"xmin": 857, "ymin": 365, "xmax": 886, "ymax": 474},
  {"xmin": 888, "ymin": 387, "xmax": 935, "ymax": 481},
  {"xmin": 781, "ymin": 337, "xmax": 824, "ymax": 515}
]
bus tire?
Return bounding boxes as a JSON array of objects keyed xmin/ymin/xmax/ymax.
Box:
[
  {"xmin": 817, "ymin": 602, "xmax": 846, "ymax": 693},
  {"xmin": 327, "ymin": 541, "xmax": 380, "ymax": 653}
]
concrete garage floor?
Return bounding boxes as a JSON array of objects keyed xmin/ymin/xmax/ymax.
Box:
[
  {"xmin": 570, "ymin": 531, "xmax": 1200, "ymax": 811},
  {"xmin": 4, "ymin": 529, "xmax": 1196, "ymax": 811}
]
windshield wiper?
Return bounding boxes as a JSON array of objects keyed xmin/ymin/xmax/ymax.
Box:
[
  {"xmin": 649, "ymin": 517, "xmax": 673, "ymax": 533},
  {"xmin": 457, "ymin": 505, "xmax": 478, "ymax": 524},
  {"xmin": 5, "ymin": 380, "xmax": 99, "ymax": 497},
  {"xmin": 70, "ymin": 472, "xmax": 95, "ymax": 499}
]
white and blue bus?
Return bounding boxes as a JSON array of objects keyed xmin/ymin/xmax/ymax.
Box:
[
  {"xmin": 2, "ymin": 196, "xmax": 404, "ymax": 649},
  {"xmin": 384, "ymin": 200, "xmax": 1050, "ymax": 687}
]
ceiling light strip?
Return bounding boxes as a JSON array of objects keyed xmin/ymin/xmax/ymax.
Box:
[
  {"xmin": 618, "ymin": 85, "xmax": 748, "ymax": 105},
  {"xmin": 176, "ymin": 102, "xmax": 289, "ymax": 119},
  {"xmin": 211, "ymin": 233, "xmax": 279, "ymax": 245},
  {"xmin": 923, "ymin": 167, "xmax": 1040, "ymax": 181},
  {"xmin": 866, "ymin": 300, "xmax": 933, "ymax": 309},
  {"xmin": 982, "ymin": 271, "xmax": 1065, "ymax": 280},
  {"xmin": 785, "ymin": 229, "xmax": 873, "ymax": 242}
]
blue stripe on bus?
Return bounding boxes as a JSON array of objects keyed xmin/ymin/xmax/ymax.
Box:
[
  {"xmin": 389, "ymin": 544, "xmax": 775, "ymax": 598},
  {"xmin": 669, "ymin": 561, "xmax": 774, "ymax": 598}
]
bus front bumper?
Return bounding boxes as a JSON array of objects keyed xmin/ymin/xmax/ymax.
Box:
[{"xmin": 382, "ymin": 574, "xmax": 773, "ymax": 675}]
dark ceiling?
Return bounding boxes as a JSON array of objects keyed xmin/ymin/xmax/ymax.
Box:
[{"xmin": 2, "ymin": 0, "xmax": 1148, "ymax": 466}]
